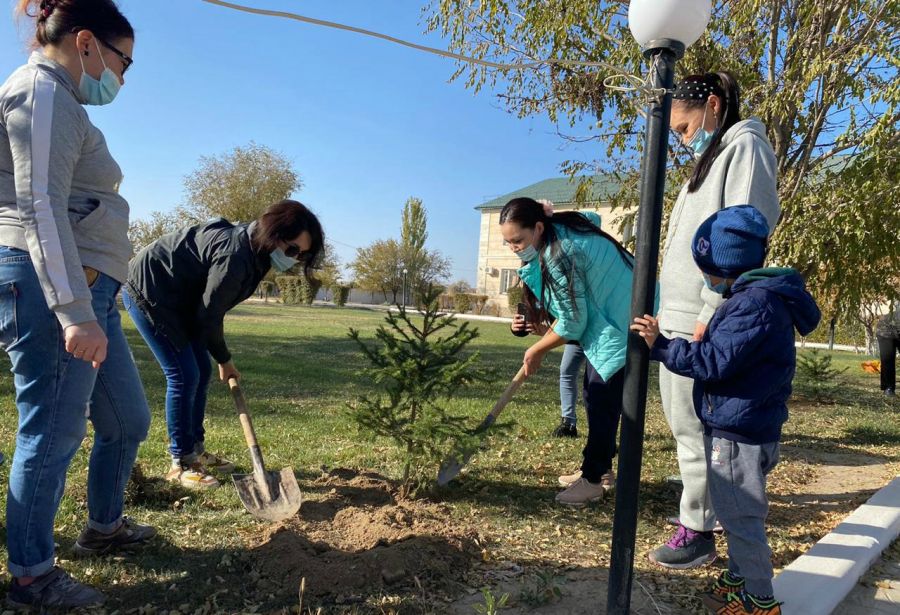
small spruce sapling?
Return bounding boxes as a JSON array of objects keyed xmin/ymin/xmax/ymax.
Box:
[{"xmin": 348, "ymin": 286, "xmax": 487, "ymax": 493}]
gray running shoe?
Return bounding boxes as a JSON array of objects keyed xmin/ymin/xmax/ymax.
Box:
[{"xmin": 6, "ymin": 567, "xmax": 106, "ymax": 610}]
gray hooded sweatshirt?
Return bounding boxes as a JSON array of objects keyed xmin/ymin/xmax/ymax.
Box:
[
  {"xmin": 658, "ymin": 118, "xmax": 780, "ymax": 334},
  {"xmin": 0, "ymin": 51, "xmax": 132, "ymax": 328}
]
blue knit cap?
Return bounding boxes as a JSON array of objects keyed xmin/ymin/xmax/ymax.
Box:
[{"xmin": 692, "ymin": 205, "xmax": 770, "ymax": 278}]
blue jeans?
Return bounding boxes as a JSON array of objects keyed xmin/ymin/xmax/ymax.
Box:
[
  {"xmin": 559, "ymin": 343, "xmax": 586, "ymax": 426},
  {"xmin": 122, "ymin": 288, "xmax": 212, "ymax": 460},
  {"xmin": 0, "ymin": 247, "xmax": 151, "ymax": 578}
]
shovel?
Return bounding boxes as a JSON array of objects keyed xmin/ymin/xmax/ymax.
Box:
[
  {"xmin": 228, "ymin": 377, "xmax": 302, "ymax": 522},
  {"xmin": 437, "ymin": 365, "xmax": 528, "ymax": 486}
]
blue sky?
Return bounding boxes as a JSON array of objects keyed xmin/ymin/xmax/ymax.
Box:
[{"xmin": 1, "ymin": 0, "xmax": 596, "ymax": 284}]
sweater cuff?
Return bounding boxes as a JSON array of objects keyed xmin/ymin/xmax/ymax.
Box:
[
  {"xmin": 697, "ymin": 304, "xmax": 716, "ymax": 326},
  {"xmin": 54, "ymin": 299, "xmax": 97, "ymax": 329}
]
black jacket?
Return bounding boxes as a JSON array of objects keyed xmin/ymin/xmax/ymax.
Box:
[{"xmin": 126, "ymin": 219, "xmax": 271, "ymax": 364}]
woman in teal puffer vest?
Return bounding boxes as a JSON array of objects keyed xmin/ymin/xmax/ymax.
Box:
[{"xmin": 500, "ymin": 197, "xmax": 636, "ymax": 507}]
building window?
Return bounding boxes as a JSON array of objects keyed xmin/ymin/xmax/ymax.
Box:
[{"xmin": 499, "ymin": 269, "xmax": 519, "ymax": 294}]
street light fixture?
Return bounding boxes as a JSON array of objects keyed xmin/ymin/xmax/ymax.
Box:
[
  {"xmin": 402, "ymin": 268, "xmax": 409, "ymax": 308},
  {"xmin": 607, "ymin": 2, "xmax": 711, "ymax": 614}
]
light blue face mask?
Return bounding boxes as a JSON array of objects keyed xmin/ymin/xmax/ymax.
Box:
[
  {"xmin": 78, "ymin": 39, "xmax": 121, "ymax": 106},
  {"xmin": 516, "ymin": 245, "xmax": 539, "ymax": 263},
  {"xmin": 688, "ymin": 105, "xmax": 716, "ymax": 159},
  {"xmin": 703, "ymin": 274, "xmax": 729, "ymax": 295},
  {"xmin": 270, "ymin": 248, "xmax": 299, "ymax": 272}
]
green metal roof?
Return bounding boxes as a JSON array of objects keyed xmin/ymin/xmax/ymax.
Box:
[{"xmin": 475, "ymin": 175, "xmax": 620, "ymax": 210}]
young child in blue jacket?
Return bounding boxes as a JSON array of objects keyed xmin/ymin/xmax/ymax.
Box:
[{"xmin": 632, "ymin": 205, "xmax": 821, "ymax": 615}]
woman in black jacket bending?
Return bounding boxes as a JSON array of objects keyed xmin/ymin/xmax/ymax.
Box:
[{"xmin": 123, "ymin": 200, "xmax": 324, "ymax": 489}]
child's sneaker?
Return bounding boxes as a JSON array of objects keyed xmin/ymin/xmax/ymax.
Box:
[
  {"xmin": 708, "ymin": 590, "xmax": 781, "ymax": 614},
  {"xmin": 196, "ymin": 450, "xmax": 235, "ymax": 474},
  {"xmin": 648, "ymin": 524, "xmax": 716, "ymax": 569},
  {"xmin": 701, "ymin": 571, "xmax": 745, "ymax": 609},
  {"xmin": 166, "ymin": 460, "xmax": 220, "ymax": 490},
  {"xmin": 5, "ymin": 567, "xmax": 106, "ymax": 609}
]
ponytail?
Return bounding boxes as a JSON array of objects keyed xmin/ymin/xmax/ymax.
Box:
[
  {"xmin": 16, "ymin": 0, "xmax": 133, "ymax": 48},
  {"xmin": 673, "ymin": 72, "xmax": 742, "ymax": 193}
]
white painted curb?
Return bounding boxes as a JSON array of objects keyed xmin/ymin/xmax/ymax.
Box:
[{"xmin": 773, "ymin": 476, "xmax": 900, "ymax": 615}]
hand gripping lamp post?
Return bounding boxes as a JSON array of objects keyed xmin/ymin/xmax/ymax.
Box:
[{"xmin": 607, "ymin": 2, "xmax": 711, "ymax": 613}]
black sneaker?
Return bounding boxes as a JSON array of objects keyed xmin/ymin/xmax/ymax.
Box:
[
  {"xmin": 6, "ymin": 566, "xmax": 106, "ymax": 610},
  {"xmin": 551, "ymin": 421, "xmax": 578, "ymax": 438},
  {"xmin": 73, "ymin": 516, "xmax": 157, "ymax": 557},
  {"xmin": 886, "ymin": 388, "xmax": 896, "ymax": 398}
]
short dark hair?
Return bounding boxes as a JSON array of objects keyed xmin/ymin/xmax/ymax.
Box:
[
  {"xmin": 252, "ymin": 199, "xmax": 325, "ymax": 280},
  {"xmin": 17, "ymin": 0, "xmax": 134, "ymax": 48}
]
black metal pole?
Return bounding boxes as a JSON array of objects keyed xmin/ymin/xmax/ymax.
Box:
[{"xmin": 607, "ymin": 40, "xmax": 682, "ymax": 615}]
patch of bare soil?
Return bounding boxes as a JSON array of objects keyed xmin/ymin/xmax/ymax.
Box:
[
  {"xmin": 247, "ymin": 468, "xmax": 480, "ymax": 611},
  {"xmin": 778, "ymin": 446, "xmax": 890, "ymax": 505}
]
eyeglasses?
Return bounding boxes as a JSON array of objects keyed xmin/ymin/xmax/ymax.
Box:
[
  {"xmin": 97, "ymin": 37, "xmax": 133, "ymax": 75},
  {"xmin": 283, "ymin": 243, "xmax": 309, "ymax": 260}
]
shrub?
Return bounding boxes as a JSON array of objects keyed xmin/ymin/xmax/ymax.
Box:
[
  {"xmin": 453, "ymin": 293, "xmax": 472, "ymax": 314},
  {"xmin": 507, "ymin": 286, "xmax": 524, "ymax": 311},
  {"xmin": 275, "ymin": 276, "xmax": 301, "ymax": 305},
  {"xmin": 333, "ymin": 285, "xmax": 351, "ymax": 307},
  {"xmin": 299, "ymin": 277, "xmax": 322, "ymax": 305},
  {"xmin": 794, "ymin": 350, "xmax": 848, "ymax": 403}
]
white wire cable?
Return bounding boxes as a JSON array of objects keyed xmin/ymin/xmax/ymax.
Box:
[{"xmin": 201, "ymin": 0, "xmax": 666, "ymax": 102}]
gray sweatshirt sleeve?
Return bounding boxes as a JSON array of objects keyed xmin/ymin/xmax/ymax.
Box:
[
  {"xmin": 697, "ymin": 134, "xmax": 779, "ymax": 325},
  {"xmin": 5, "ymin": 71, "xmax": 96, "ymax": 327}
]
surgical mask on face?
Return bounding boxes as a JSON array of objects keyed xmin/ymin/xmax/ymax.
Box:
[
  {"xmin": 78, "ymin": 39, "xmax": 121, "ymax": 106},
  {"xmin": 270, "ymin": 248, "xmax": 299, "ymax": 272},
  {"xmin": 515, "ymin": 245, "xmax": 539, "ymax": 263},
  {"xmin": 703, "ymin": 274, "xmax": 729, "ymax": 295},
  {"xmin": 688, "ymin": 105, "xmax": 716, "ymax": 159}
]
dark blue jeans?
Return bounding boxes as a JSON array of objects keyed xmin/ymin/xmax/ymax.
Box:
[
  {"xmin": 580, "ymin": 362, "xmax": 624, "ymax": 483},
  {"xmin": 122, "ymin": 288, "xmax": 212, "ymax": 460}
]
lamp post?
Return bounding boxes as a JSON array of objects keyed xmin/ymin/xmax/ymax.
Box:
[
  {"xmin": 607, "ymin": 2, "xmax": 711, "ymax": 613},
  {"xmin": 402, "ymin": 268, "xmax": 409, "ymax": 308}
]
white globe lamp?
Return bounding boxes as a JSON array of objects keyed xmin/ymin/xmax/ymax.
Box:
[{"xmin": 628, "ymin": 0, "xmax": 712, "ymax": 53}]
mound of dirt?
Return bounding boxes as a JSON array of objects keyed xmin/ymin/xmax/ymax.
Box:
[{"xmin": 248, "ymin": 468, "xmax": 479, "ymax": 608}]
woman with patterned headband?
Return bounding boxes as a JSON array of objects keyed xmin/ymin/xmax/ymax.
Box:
[{"xmin": 650, "ymin": 72, "xmax": 781, "ymax": 573}]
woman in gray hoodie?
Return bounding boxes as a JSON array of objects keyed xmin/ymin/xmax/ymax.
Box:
[
  {"xmin": 0, "ymin": 0, "xmax": 154, "ymax": 608},
  {"xmin": 649, "ymin": 72, "xmax": 781, "ymax": 569}
]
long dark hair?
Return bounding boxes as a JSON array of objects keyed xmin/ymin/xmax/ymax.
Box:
[
  {"xmin": 17, "ymin": 0, "xmax": 134, "ymax": 47},
  {"xmin": 252, "ymin": 200, "xmax": 324, "ymax": 281},
  {"xmin": 674, "ymin": 72, "xmax": 742, "ymax": 193},
  {"xmin": 499, "ymin": 197, "xmax": 633, "ymax": 328}
]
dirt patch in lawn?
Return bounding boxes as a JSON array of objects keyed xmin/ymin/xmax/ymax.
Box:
[{"xmin": 247, "ymin": 468, "xmax": 480, "ymax": 611}]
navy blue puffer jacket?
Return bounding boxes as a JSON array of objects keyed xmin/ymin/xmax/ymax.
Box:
[{"xmin": 651, "ymin": 268, "xmax": 821, "ymax": 444}]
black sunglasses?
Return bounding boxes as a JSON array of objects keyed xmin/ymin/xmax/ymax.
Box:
[
  {"xmin": 283, "ymin": 244, "xmax": 310, "ymax": 260},
  {"xmin": 97, "ymin": 37, "xmax": 133, "ymax": 75}
]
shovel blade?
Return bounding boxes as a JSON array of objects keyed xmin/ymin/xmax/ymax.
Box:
[
  {"xmin": 437, "ymin": 452, "xmax": 473, "ymax": 486},
  {"xmin": 232, "ymin": 467, "xmax": 302, "ymax": 522}
]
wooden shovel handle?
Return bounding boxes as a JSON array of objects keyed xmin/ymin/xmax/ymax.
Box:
[
  {"xmin": 477, "ymin": 365, "xmax": 528, "ymax": 431},
  {"xmin": 229, "ymin": 377, "xmax": 259, "ymax": 449}
]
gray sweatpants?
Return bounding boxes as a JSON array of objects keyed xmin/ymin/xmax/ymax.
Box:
[
  {"xmin": 659, "ymin": 355, "xmax": 717, "ymax": 532},
  {"xmin": 705, "ymin": 436, "xmax": 780, "ymax": 597}
]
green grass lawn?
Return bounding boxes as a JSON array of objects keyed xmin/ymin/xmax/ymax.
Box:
[{"xmin": 0, "ymin": 303, "xmax": 895, "ymax": 614}]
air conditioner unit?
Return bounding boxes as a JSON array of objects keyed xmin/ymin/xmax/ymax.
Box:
[{"xmin": 483, "ymin": 266, "xmax": 498, "ymax": 275}]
